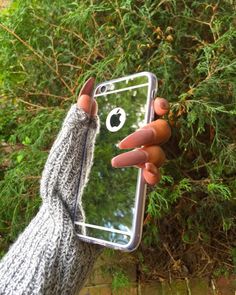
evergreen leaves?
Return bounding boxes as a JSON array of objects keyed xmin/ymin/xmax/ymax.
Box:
[{"xmin": 0, "ymin": 0, "xmax": 235, "ymax": 278}]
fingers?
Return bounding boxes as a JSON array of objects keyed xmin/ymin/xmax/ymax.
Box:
[
  {"xmin": 114, "ymin": 97, "xmax": 170, "ymax": 186},
  {"xmin": 111, "ymin": 146, "xmax": 165, "ymax": 168},
  {"xmin": 90, "ymin": 99, "xmax": 98, "ymax": 117},
  {"xmin": 119, "ymin": 97, "xmax": 170, "ymax": 149},
  {"xmin": 154, "ymin": 97, "xmax": 169, "ymax": 116},
  {"xmin": 143, "ymin": 145, "xmax": 166, "ymax": 166},
  {"xmin": 119, "ymin": 119, "xmax": 171, "ymax": 149},
  {"xmin": 111, "ymin": 148, "xmax": 163, "ymax": 185},
  {"xmin": 77, "ymin": 77, "xmax": 98, "ymax": 117},
  {"xmin": 134, "ymin": 162, "xmax": 161, "ymax": 185},
  {"xmin": 144, "ymin": 163, "xmax": 161, "ymax": 186},
  {"xmin": 112, "ymin": 149, "xmax": 147, "ymax": 167}
]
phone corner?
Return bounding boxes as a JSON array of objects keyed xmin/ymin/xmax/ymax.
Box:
[{"xmin": 121, "ymin": 234, "xmax": 142, "ymax": 252}]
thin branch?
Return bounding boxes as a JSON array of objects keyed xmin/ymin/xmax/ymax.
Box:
[
  {"xmin": 208, "ymin": 2, "xmax": 220, "ymax": 42},
  {"xmin": 133, "ymin": 5, "xmax": 156, "ymax": 30},
  {"xmin": 175, "ymin": 15, "xmax": 210, "ymax": 27},
  {"xmin": 163, "ymin": 243, "xmax": 177, "ymax": 264},
  {"xmin": 70, "ymin": 52, "xmax": 93, "ymax": 67},
  {"xmin": 186, "ymin": 160, "xmax": 217, "ymax": 172},
  {"xmin": 0, "ymin": 23, "xmax": 73, "ymax": 95},
  {"xmin": 50, "ymin": 37, "xmax": 59, "ymax": 73},
  {"xmin": 16, "ymin": 98, "xmax": 46, "ymax": 109},
  {"xmin": 34, "ymin": 15, "xmax": 105, "ymax": 59},
  {"xmin": 108, "ymin": 0, "xmax": 127, "ymax": 35},
  {"xmin": 58, "ymin": 63, "xmax": 82, "ymax": 70},
  {"xmin": 21, "ymin": 90, "xmax": 70, "ymax": 100}
]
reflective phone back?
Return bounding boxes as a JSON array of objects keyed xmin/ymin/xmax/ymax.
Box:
[{"xmin": 75, "ymin": 72, "xmax": 157, "ymax": 251}]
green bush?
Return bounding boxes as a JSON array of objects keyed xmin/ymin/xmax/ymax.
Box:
[{"xmin": 0, "ymin": 0, "xmax": 235, "ymax": 278}]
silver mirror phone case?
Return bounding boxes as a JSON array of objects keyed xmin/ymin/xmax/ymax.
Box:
[{"xmin": 74, "ymin": 72, "xmax": 157, "ymax": 251}]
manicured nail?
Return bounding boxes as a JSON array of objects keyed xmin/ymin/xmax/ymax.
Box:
[
  {"xmin": 159, "ymin": 98, "xmax": 169, "ymax": 110},
  {"xmin": 145, "ymin": 163, "xmax": 158, "ymax": 175},
  {"xmin": 154, "ymin": 98, "xmax": 170, "ymax": 116},
  {"xmin": 79, "ymin": 77, "xmax": 95, "ymax": 97},
  {"xmin": 111, "ymin": 149, "xmax": 148, "ymax": 168},
  {"xmin": 119, "ymin": 129, "xmax": 155, "ymax": 149}
]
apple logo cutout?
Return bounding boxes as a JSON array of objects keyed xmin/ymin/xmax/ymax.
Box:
[{"xmin": 106, "ymin": 107, "xmax": 126, "ymax": 132}]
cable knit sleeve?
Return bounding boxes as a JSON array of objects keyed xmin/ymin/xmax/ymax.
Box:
[{"xmin": 0, "ymin": 104, "xmax": 102, "ymax": 295}]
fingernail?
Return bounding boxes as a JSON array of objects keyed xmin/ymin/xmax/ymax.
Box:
[
  {"xmin": 119, "ymin": 129, "xmax": 155, "ymax": 149},
  {"xmin": 111, "ymin": 149, "xmax": 148, "ymax": 168},
  {"xmin": 159, "ymin": 99, "xmax": 169, "ymax": 110},
  {"xmin": 79, "ymin": 77, "xmax": 95, "ymax": 97},
  {"xmin": 77, "ymin": 94, "xmax": 93, "ymax": 115},
  {"xmin": 145, "ymin": 163, "xmax": 158, "ymax": 175}
]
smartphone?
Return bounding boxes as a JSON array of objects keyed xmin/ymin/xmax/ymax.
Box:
[{"xmin": 74, "ymin": 72, "xmax": 157, "ymax": 251}]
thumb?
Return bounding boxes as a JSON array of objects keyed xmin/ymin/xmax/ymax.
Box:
[{"xmin": 77, "ymin": 77, "xmax": 96, "ymax": 116}]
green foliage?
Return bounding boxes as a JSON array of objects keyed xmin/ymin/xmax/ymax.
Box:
[
  {"xmin": 213, "ymin": 266, "xmax": 230, "ymax": 278},
  {"xmin": 0, "ymin": 0, "xmax": 235, "ymax": 278},
  {"xmin": 147, "ymin": 177, "xmax": 192, "ymax": 219},
  {"xmin": 99, "ymin": 250, "xmax": 131, "ymax": 292},
  {"xmin": 232, "ymin": 248, "xmax": 236, "ymax": 274},
  {"xmin": 111, "ymin": 270, "xmax": 130, "ymax": 292}
]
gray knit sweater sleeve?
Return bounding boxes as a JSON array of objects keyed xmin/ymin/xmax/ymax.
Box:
[{"xmin": 0, "ymin": 104, "xmax": 102, "ymax": 295}]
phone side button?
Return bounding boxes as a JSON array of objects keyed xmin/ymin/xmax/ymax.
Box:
[{"xmin": 151, "ymin": 89, "xmax": 156, "ymax": 99}]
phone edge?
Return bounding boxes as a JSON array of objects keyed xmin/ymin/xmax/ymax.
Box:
[{"xmin": 75, "ymin": 71, "xmax": 158, "ymax": 252}]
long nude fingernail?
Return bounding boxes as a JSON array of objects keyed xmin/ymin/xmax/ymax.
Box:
[
  {"xmin": 145, "ymin": 163, "xmax": 158, "ymax": 175},
  {"xmin": 111, "ymin": 149, "xmax": 148, "ymax": 168},
  {"xmin": 119, "ymin": 129, "xmax": 155, "ymax": 149},
  {"xmin": 79, "ymin": 77, "xmax": 95, "ymax": 97}
]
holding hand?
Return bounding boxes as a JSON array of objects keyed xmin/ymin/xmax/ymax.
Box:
[{"xmin": 77, "ymin": 77, "xmax": 171, "ymax": 186}]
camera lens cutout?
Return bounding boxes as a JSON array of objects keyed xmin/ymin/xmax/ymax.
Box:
[{"xmin": 100, "ymin": 85, "xmax": 107, "ymax": 93}]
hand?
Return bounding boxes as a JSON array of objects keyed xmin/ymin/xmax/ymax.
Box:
[
  {"xmin": 111, "ymin": 98, "xmax": 171, "ymax": 186},
  {"xmin": 77, "ymin": 77, "xmax": 98, "ymax": 117},
  {"xmin": 77, "ymin": 77, "xmax": 171, "ymax": 186}
]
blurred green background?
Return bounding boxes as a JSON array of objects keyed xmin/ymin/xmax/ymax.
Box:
[{"xmin": 0, "ymin": 0, "xmax": 235, "ymax": 282}]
